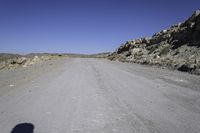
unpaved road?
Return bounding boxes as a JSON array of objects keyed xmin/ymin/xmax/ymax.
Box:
[{"xmin": 0, "ymin": 58, "xmax": 200, "ymax": 133}]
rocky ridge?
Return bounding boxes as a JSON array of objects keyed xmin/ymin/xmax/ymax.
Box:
[{"xmin": 108, "ymin": 10, "xmax": 200, "ymax": 75}]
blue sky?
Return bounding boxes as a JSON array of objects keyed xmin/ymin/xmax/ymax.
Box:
[{"xmin": 0, "ymin": 0, "xmax": 200, "ymax": 54}]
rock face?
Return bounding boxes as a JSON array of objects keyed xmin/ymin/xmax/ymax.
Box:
[{"xmin": 108, "ymin": 10, "xmax": 200, "ymax": 75}]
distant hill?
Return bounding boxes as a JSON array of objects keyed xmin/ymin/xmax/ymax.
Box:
[
  {"xmin": 89, "ymin": 52, "xmax": 111, "ymax": 58},
  {"xmin": 108, "ymin": 10, "xmax": 200, "ymax": 75}
]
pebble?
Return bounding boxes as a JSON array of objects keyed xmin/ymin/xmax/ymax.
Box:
[{"xmin": 9, "ymin": 84, "xmax": 14, "ymax": 87}]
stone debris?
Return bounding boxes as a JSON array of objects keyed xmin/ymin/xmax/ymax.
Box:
[{"xmin": 0, "ymin": 54, "xmax": 64, "ymax": 70}]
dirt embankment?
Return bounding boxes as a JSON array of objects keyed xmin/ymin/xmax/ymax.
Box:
[
  {"xmin": 0, "ymin": 53, "xmax": 64, "ymax": 70},
  {"xmin": 108, "ymin": 10, "xmax": 200, "ymax": 75}
]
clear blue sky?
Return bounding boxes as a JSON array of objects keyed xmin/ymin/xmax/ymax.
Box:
[{"xmin": 0, "ymin": 0, "xmax": 199, "ymax": 54}]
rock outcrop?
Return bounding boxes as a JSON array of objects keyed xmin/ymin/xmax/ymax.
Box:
[{"xmin": 108, "ymin": 10, "xmax": 200, "ymax": 75}]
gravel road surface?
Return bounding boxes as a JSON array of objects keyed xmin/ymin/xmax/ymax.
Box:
[{"xmin": 0, "ymin": 58, "xmax": 200, "ymax": 133}]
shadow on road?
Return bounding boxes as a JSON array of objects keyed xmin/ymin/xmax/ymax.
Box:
[{"xmin": 11, "ymin": 123, "xmax": 34, "ymax": 133}]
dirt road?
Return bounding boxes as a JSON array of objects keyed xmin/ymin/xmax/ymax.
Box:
[{"xmin": 0, "ymin": 58, "xmax": 200, "ymax": 133}]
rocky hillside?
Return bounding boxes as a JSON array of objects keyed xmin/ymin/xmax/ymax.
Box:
[{"xmin": 108, "ymin": 10, "xmax": 200, "ymax": 75}]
